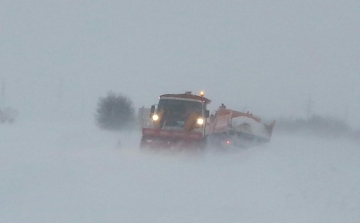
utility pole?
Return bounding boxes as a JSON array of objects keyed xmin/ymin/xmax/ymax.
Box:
[
  {"xmin": 1, "ymin": 79, "xmax": 5, "ymax": 107},
  {"xmin": 344, "ymin": 106, "xmax": 349, "ymax": 124},
  {"xmin": 57, "ymin": 77, "xmax": 64, "ymax": 105},
  {"xmin": 306, "ymin": 95, "xmax": 314, "ymax": 119}
]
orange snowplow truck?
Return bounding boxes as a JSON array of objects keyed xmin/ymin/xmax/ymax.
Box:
[{"xmin": 140, "ymin": 91, "xmax": 211, "ymax": 149}]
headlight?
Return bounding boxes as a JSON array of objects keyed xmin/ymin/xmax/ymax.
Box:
[
  {"xmin": 152, "ymin": 114, "xmax": 159, "ymax": 121},
  {"xmin": 197, "ymin": 118, "xmax": 204, "ymax": 125}
]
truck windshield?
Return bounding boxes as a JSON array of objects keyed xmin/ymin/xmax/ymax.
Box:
[{"xmin": 157, "ymin": 99, "xmax": 203, "ymax": 127}]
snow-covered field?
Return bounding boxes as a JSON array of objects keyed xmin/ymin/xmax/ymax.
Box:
[{"xmin": 1, "ymin": 119, "xmax": 359, "ymax": 223}]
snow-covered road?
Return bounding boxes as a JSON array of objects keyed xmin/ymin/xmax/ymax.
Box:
[{"xmin": 1, "ymin": 120, "xmax": 359, "ymax": 223}]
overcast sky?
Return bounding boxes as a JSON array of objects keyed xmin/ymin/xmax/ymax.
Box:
[{"xmin": 1, "ymin": 0, "xmax": 359, "ymax": 125}]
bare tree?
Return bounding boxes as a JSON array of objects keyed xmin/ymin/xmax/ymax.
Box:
[{"xmin": 95, "ymin": 92, "xmax": 135, "ymax": 131}]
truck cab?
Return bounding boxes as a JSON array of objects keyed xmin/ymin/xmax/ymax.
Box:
[{"xmin": 141, "ymin": 91, "xmax": 211, "ymax": 149}]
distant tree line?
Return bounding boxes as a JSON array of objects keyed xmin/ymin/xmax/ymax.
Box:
[{"xmin": 275, "ymin": 114, "xmax": 353, "ymax": 138}]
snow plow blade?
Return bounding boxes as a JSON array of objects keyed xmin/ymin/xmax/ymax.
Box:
[
  {"xmin": 207, "ymin": 108, "xmax": 275, "ymax": 148},
  {"xmin": 140, "ymin": 128, "xmax": 206, "ymax": 149}
]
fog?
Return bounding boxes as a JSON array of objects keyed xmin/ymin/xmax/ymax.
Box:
[
  {"xmin": 1, "ymin": 0, "xmax": 359, "ymax": 125},
  {"xmin": 1, "ymin": 1, "xmax": 360, "ymax": 222},
  {"xmin": 1, "ymin": 119, "xmax": 360, "ymax": 223}
]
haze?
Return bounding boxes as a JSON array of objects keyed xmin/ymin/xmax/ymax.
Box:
[
  {"xmin": 1, "ymin": 1, "xmax": 360, "ymax": 222},
  {"xmin": 1, "ymin": 0, "xmax": 359, "ymax": 124}
]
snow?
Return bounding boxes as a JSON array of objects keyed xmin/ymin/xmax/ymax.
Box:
[{"xmin": 1, "ymin": 119, "xmax": 360, "ymax": 223}]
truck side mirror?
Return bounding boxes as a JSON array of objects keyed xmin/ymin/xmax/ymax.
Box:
[
  {"xmin": 205, "ymin": 110, "xmax": 210, "ymax": 118},
  {"xmin": 150, "ymin": 105, "xmax": 155, "ymax": 115}
]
